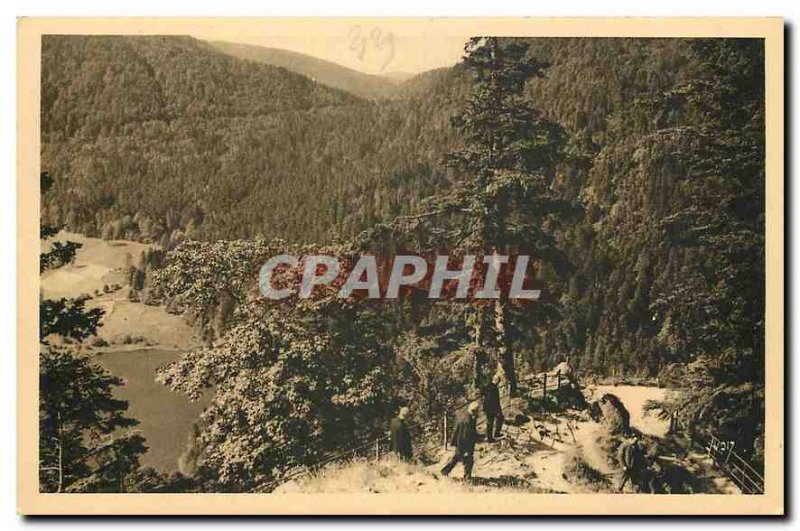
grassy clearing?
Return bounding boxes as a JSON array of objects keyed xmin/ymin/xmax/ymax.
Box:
[{"xmin": 41, "ymin": 231, "xmax": 201, "ymax": 350}]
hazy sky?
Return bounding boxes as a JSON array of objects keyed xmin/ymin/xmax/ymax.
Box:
[{"xmin": 193, "ymin": 19, "xmax": 471, "ymax": 75}]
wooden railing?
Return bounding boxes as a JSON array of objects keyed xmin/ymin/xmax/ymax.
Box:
[{"xmin": 697, "ymin": 432, "xmax": 764, "ymax": 495}]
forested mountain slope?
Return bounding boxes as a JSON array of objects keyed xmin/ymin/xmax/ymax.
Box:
[
  {"xmin": 42, "ymin": 36, "xmax": 358, "ymax": 137},
  {"xmin": 42, "ymin": 36, "xmax": 765, "ymax": 487},
  {"xmin": 41, "ymin": 35, "xmax": 460, "ymax": 245},
  {"xmin": 41, "ymin": 37, "xmax": 764, "ymax": 393},
  {"xmin": 42, "ymin": 36, "xmax": 693, "ymax": 246},
  {"xmin": 208, "ymin": 40, "xmax": 402, "ymax": 100}
]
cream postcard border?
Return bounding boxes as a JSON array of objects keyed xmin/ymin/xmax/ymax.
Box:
[{"xmin": 17, "ymin": 16, "xmax": 784, "ymax": 515}]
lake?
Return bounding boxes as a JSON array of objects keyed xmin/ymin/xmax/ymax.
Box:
[{"xmin": 94, "ymin": 349, "xmax": 208, "ymax": 474}]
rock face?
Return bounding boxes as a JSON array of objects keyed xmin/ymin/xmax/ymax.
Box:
[{"xmin": 595, "ymin": 394, "xmax": 631, "ymax": 433}]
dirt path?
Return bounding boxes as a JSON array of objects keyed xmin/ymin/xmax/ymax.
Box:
[
  {"xmin": 586, "ymin": 384, "xmax": 740, "ymax": 494},
  {"xmin": 277, "ymin": 384, "xmax": 742, "ymax": 494}
]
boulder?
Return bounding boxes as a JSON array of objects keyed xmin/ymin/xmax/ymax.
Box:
[
  {"xmin": 549, "ymin": 361, "xmax": 574, "ymax": 382},
  {"xmin": 595, "ymin": 393, "xmax": 630, "ymax": 433}
]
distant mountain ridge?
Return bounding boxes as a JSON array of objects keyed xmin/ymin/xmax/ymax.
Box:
[
  {"xmin": 208, "ymin": 40, "xmax": 405, "ymax": 100},
  {"xmin": 380, "ymin": 71, "xmax": 416, "ymax": 83},
  {"xmin": 41, "ymin": 35, "xmax": 361, "ymax": 138},
  {"xmin": 41, "ymin": 34, "xmax": 458, "ymax": 245}
]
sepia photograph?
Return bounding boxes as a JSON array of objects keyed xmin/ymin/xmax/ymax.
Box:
[{"xmin": 16, "ymin": 16, "xmax": 784, "ymax": 515}]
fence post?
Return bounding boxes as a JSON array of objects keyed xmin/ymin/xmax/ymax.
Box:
[
  {"xmin": 542, "ymin": 372, "xmax": 547, "ymax": 399},
  {"xmin": 375, "ymin": 440, "xmax": 380, "ymax": 461},
  {"xmin": 443, "ymin": 415, "xmax": 448, "ymax": 450},
  {"xmin": 556, "ymin": 370, "xmax": 562, "ymax": 391}
]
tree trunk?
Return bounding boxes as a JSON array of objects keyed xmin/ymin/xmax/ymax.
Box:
[
  {"xmin": 473, "ymin": 307, "xmax": 488, "ymax": 388},
  {"xmin": 56, "ymin": 412, "xmax": 64, "ymax": 493},
  {"xmin": 494, "ymin": 298, "xmax": 517, "ymax": 395}
]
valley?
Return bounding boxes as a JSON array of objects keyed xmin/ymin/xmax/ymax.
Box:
[
  {"xmin": 42, "ymin": 232, "xmax": 204, "ymax": 472},
  {"xmin": 36, "ymin": 34, "xmax": 766, "ymax": 495}
]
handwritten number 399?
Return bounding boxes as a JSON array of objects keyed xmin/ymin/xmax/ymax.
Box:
[{"xmin": 347, "ymin": 25, "xmax": 395, "ymax": 72}]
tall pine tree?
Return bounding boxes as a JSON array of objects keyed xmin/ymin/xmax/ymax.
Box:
[
  {"xmin": 652, "ymin": 40, "xmax": 766, "ymax": 462},
  {"xmin": 369, "ymin": 38, "xmax": 577, "ymax": 392}
]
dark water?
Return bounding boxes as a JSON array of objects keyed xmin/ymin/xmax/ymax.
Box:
[{"xmin": 94, "ymin": 349, "xmax": 207, "ymax": 474}]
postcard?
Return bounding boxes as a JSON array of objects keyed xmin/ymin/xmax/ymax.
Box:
[{"xmin": 17, "ymin": 17, "xmax": 784, "ymax": 515}]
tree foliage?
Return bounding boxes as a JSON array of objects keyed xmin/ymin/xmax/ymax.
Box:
[
  {"xmin": 39, "ymin": 296, "xmax": 104, "ymax": 343},
  {"xmin": 39, "ymin": 172, "xmax": 154, "ymax": 492},
  {"xmin": 152, "ymin": 240, "xmax": 396, "ymax": 490},
  {"xmin": 645, "ymin": 40, "xmax": 765, "ymax": 466},
  {"xmin": 44, "ymin": 35, "xmax": 767, "ymax": 483},
  {"xmin": 39, "ymin": 348, "xmax": 147, "ymax": 492},
  {"xmin": 363, "ymin": 38, "xmax": 577, "ymax": 393}
]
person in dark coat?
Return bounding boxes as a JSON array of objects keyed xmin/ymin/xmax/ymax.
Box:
[
  {"xmin": 618, "ymin": 433, "xmax": 645, "ymax": 492},
  {"xmin": 666, "ymin": 409, "xmax": 677, "ymax": 434},
  {"xmin": 483, "ymin": 374, "xmax": 504, "ymax": 442},
  {"xmin": 440, "ymin": 401, "xmax": 479, "ymax": 479},
  {"xmin": 389, "ymin": 406, "xmax": 413, "ymax": 461}
]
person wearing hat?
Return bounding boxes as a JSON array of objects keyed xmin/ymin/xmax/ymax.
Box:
[
  {"xmin": 440, "ymin": 401, "xmax": 480, "ymax": 480},
  {"xmin": 389, "ymin": 406, "xmax": 413, "ymax": 461}
]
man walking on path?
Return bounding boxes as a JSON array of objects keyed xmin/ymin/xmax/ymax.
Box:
[
  {"xmin": 389, "ymin": 406, "xmax": 413, "ymax": 461},
  {"xmin": 441, "ymin": 401, "xmax": 479, "ymax": 480},
  {"xmin": 483, "ymin": 374, "xmax": 504, "ymax": 442}
]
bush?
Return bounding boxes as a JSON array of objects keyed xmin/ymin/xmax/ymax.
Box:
[
  {"xmin": 563, "ymin": 454, "xmax": 612, "ymax": 492},
  {"xmin": 91, "ymin": 337, "xmax": 109, "ymax": 347}
]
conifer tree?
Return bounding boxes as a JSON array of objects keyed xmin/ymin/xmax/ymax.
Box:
[
  {"xmin": 39, "ymin": 171, "xmax": 147, "ymax": 492},
  {"xmin": 652, "ymin": 40, "xmax": 766, "ymax": 461},
  {"xmin": 372, "ymin": 38, "xmax": 576, "ymax": 392}
]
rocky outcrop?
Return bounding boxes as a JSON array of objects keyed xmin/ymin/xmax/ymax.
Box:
[{"xmin": 593, "ymin": 394, "xmax": 630, "ymax": 433}]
